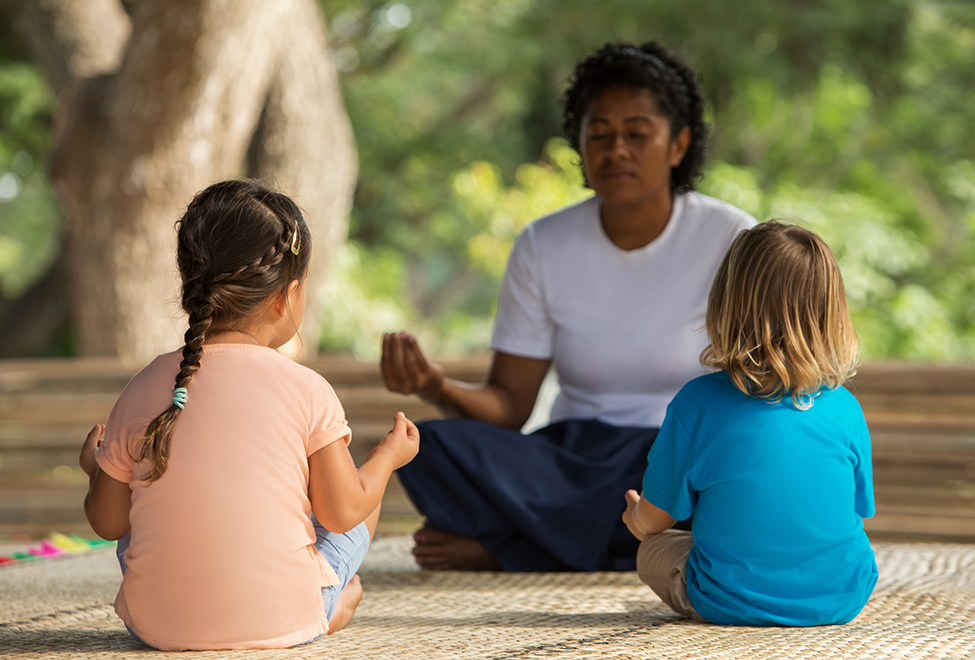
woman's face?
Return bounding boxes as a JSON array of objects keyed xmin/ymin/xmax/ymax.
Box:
[{"xmin": 580, "ymin": 85, "xmax": 690, "ymax": 209}]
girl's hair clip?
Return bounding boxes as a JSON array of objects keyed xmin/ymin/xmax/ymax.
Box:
[{"xmin": 290, "ymin": 228, "xmax": 301, "ymax": 256}]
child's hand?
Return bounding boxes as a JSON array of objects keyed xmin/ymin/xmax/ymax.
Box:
[
  {"xmin": 622, "ymin": 489, "xmax": 648, "ymax": 541},
  {"xmin": 80, "ymin": 424, "xmax": 105, "ymax": 478},
  {"xmin": 622, "ymin": 489, "xmax": 676, "ymax": 540},
  {"xmin": 372, "ymin": 412, "xmax": 420, "ymax": 469}
]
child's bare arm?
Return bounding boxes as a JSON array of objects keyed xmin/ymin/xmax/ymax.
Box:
[
  {"xmin": 80, "ymin": 424, "xmax": 132, "ymax": 540},
  {"xmin": 622, "ymin": 489, "xmax": 676, "ymax": 541},
  {"xmin": 309, "ymin": 412, "xmax": 419, "ymax": 533}
]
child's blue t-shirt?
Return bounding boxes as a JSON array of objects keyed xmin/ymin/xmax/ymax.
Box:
[{"xmin": 642, "ymin": 372, "xmax": 878, "ymax": 626}]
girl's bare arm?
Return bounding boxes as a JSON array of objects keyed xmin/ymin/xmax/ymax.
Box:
[
  {"xmin": 80, "ymin": 424, "xmax": 132, "ymax": 540},
  {"xmin": 308, "ymin": 413, "xmax": 419, "ymax": 533},
  {"xmin": 622, "ymin": 489, "xmax": 676, "ymax": 541}
]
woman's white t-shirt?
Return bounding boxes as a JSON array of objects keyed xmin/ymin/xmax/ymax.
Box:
[{"xmin": 491, "ymin": 192, "xmax": 757, "ymax": 428}]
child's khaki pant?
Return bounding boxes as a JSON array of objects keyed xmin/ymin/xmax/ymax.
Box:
[{"xmin": 636, "ymin": 530, "xmax": 708, "ymax": 623}]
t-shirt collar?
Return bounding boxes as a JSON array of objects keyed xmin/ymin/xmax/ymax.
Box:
[{"xmin": 594, "ymin": 192, "xmax": 686, "ymax": 258}]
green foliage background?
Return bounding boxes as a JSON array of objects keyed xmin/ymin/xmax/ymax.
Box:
[{"xmin": 3, "ymin": 0, "xmax": 975, "ymax": 362}]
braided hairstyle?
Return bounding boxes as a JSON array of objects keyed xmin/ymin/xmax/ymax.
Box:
[
  {"xmin": 136, "ymin": 180, "xmax": 311, "ymax": 483},
  {"xmin": 561, "ymin": 41, "xmax": 709, "ymax": 193}
]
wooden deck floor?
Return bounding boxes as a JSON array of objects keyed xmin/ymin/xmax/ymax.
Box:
[{"xmin": 1, "ymin": 357, "xmax": 973, "ymax": 542}]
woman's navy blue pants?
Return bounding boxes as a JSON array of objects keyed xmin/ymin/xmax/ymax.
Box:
[{"xmin": 397, "ymin": 418, "xmax": 667, "ymax": 572}]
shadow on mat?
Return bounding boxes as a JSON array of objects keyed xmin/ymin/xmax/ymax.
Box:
[
  {"xmin": 354, "ymin": 607, "xmax": 685, "ymax": 629},
  {"xmin": 0, "ymin": 629, "xmax": 144, "ymax": 654},
  {"xmin": 360, "ymin": 572, "xmax": 646, "ymax": 591}
]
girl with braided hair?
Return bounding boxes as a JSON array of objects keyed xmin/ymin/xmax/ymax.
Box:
[
  {"xmin": 79, "ymin": 180, "xmax": 420, "ymax": 650},
  {"xmin": 381, "ymin": 42, "xmax": 756, "ymax": 572}
]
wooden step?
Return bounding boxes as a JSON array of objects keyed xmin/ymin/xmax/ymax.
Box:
[{"xmin": 1, "ymin": 357, "xmax": 973, "ymax": 541}]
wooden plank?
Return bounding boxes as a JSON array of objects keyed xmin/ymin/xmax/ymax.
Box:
[
  {"xmin": 848, "ymin": 362, "xmax": 975, "ymax": 394},
  {"xmin": 865, "ymin": 513, "xmax": 975, "ymax": 540},
  {"xmin": 2, "ymin": 356, "xmax": 975, "ymax": 542},
  {"xmin": 862, "ymin": 410, "xmax": 975, "ymax": 431},
  {"xmin": 869, "ymin": 429, "xmax": 975, "ymax": 453}
]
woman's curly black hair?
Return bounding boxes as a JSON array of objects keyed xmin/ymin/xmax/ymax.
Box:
[{"xmin": 561, "ymin": 41, "xmax": 709, "ymax": 194}]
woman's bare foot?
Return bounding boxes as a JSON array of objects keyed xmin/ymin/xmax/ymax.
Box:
[
  {"xmin": 327, "ymin": 575, "xmax": 362, "ymax": 635},
  {"xmin": 412, "ymin": 527, "xmax": 501, "ymax": 571}
]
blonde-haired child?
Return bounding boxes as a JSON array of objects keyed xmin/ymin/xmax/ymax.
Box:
[
  {"xmin": 79, "ymin": 180, "xmax": 419, "ymax": 650},
  {"xmin": 622, "ymin": 221, "xmax": 877, "ymax": 626}
]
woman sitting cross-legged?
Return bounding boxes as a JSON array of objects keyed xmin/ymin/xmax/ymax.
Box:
[{"xmin": 382, "ymin": 41, "xmax": 756, "ymax": 572}]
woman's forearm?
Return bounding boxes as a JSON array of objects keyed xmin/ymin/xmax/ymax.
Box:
[
  {"xmin": 382, "ymin": 334, "xmax": 551, "ymax": 429},
  {"xmin": 420, "ymin": 352, "xmax": 551, "ymax": 429},
  {"xmin": 422, "ymin": 378, "xmax": 528, "ymax": 429}
]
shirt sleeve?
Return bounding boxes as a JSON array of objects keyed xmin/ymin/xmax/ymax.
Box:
[
  {"xmin": 852, "ymin": 410, "xmax": 875, "ymax": 519},
  {"xmin": 307, "ymin": 375, "xmax": 352, "ymax": 457},
  {"xmin": 642, "ymin": 406, "xmax": 696, "ymax": 521},
  {"xmin": 95, "ymin": 397, "xmax": 136, "ymax": 484},
  {"xmin": 489, "ymin": 224, "xmax": 555, "ymax": 359}
]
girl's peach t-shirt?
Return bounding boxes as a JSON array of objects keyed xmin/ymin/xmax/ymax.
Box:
[{"xmin": 95, "ymin": 344, "xmax": 351, "ymax": 651}]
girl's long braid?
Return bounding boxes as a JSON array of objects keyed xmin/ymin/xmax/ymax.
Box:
[
  {"xmin": 135, "ymin": 281, "xmax": 214, "ymax": 482},
  {"xmin": 136, "ymin": 181, "xmax": 309, "ymax": 484}
]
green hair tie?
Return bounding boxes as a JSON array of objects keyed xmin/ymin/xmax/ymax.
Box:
[{"xmin": 172, "ymin": 387, "xmax": 188, "ymax": 410}]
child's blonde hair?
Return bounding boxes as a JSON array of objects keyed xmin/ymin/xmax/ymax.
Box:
[{"xmin": 701, "ymin": 221, "xmax": 858, "ymax": 409}]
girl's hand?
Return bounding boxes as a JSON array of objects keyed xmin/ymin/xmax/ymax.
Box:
[
  {"xmin": 80, "ymin": 424, "xmax": 105, "ymax": 478},
  {"xmin": 623, "ymin": 489, "xmax": 677, "ymax": 540},
  {"xmin": 622, "ymin": 489, "xmax": 648, "ymax": 541},
  {"xmin": 371, "ymin": 412, "xmax": 420, "ymax": 470},
  {"xmin": 381, "ymin": 332, "xmax": 445, "ymax": 398},
  {"xmin": 309, "ymin": 412, "xmax": 420, "ymax": 534},
  {"xmin": 81, "ymin": 423, "xmax": 132, "ymax": 540}
]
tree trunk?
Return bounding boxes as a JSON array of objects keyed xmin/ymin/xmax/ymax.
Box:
[
  {"xmin": 0, "ymin": 257, "xmax": 69, "ymax": 358},
  {"xmin": 16, "ymin": 0, "xmax": 356, "ymax": 362},
  {"xmin": 246, "ymin": 0, "xmax": 357, "ymax": 359},
  {"xmin": 14, "ymin": 0, "xmax": 130, "ymax": 94}
]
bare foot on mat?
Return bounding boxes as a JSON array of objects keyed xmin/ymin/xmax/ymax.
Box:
[
  {"xmin": 327, "ymin": 575, "xmax": 363, "ymax": 634},
  {"xmin": 412, "ymin": 527, "xmax": 501, "ymax": 571}
]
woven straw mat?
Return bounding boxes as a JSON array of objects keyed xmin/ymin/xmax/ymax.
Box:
[{"xmin": 1, "ymin": 537, "xmax": 973, "ymax": 659}]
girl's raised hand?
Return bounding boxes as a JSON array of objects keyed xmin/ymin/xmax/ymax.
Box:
[
  {"xmin": 372, "ymin": 412, "xmax": 420, "ymax": 470},
  {"xmin": 381, "ymin": 332, "xmax": 445, "ymax": 398},
  {"xmin": 80, "ymin": 423, "xmax": 105, "ymax": 478},
  {"xmin": 310, "ymin": 413, "xmax": 418, "ymax": 534},
  {"xmin": 622, "ymin": 489, "xmax": 646, "ymax": 540},
  {"xmin": 622, "ymin": 489, "xmax": 676, "ymax": 540}
]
